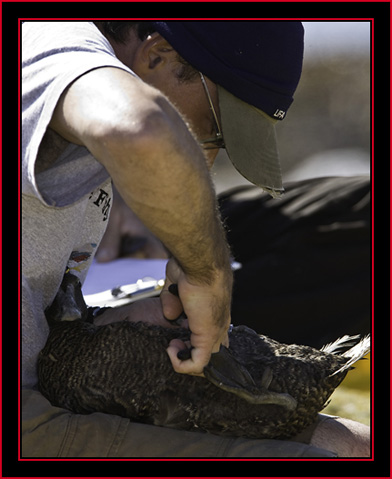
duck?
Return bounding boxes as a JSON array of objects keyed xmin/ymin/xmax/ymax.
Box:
[{"xmin": 38, "ymin": 273, "xmax": 370, "ymax": 440}]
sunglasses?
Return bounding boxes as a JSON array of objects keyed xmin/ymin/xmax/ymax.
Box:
[{"xmin": 198, "ymin": 72, "xmax": 225, "ymax": 150}]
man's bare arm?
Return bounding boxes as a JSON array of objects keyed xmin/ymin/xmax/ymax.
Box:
[{"xmin": 50, "ymin": 66, "xmax": 233, "ymax": 373}]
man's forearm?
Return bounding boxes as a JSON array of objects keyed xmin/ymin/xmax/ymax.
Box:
[
  {"xmin": 49, "ymin": 66, "xmax": 232, "ymax": 375},
  {"xmin": 95, "ymin": 97, "xmax": 231, "ymax": 284},
  {"xmin": 50, "ymin": 67, "xmax": 230, "ymax": 283}
]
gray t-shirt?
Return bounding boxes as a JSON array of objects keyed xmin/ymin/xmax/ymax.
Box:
[{"xmin": 22, "ymin": 21, "xmax": 136, "ymax": 388}]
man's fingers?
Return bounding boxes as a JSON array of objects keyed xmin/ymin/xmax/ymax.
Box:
[
  {"xmin": 160, "ymin": 285, "xmax": 183, "ymax": 321},
  {"xmin": 166, "ymin": 332, "xmax": 228, "ymax": 375},
  {"xmin": 166, "ymin": 339, "xmax": 205, "ymax": 376}
]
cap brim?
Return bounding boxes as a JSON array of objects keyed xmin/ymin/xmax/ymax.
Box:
[{"xmin": 218, "ymin": 85, "xmax": 284, "ymax": 198}]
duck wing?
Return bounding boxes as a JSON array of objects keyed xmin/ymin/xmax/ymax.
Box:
[{"xmin": 204, "ymin": 345, "xmax": 297, "ymax": 410}]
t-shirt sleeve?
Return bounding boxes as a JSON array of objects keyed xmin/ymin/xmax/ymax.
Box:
[{"xmin": 21, "ymin": 21, "xmax": 136, "ymax": 205}]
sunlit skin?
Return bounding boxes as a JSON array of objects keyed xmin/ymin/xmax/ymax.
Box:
[
  {"xmin": 90, "ymin": 28, "xmax": 228, "ymax": 371},
  {"xmin": 48, "ymin": 26, "xmax": 232, "ymax": 376},
  {"xmin": 110, "ymin": 29, "xmax": 221, "ymax": 168}
]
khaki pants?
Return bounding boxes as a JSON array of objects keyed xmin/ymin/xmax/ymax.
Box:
[{"xmin": 21, "ymin": 389, "xmax": 336, "ymax": 458}]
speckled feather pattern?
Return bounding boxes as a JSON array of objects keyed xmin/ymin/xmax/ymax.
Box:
[{"xmin": 38, "ymin": 318, "xmax": 368, "ymax": 440}]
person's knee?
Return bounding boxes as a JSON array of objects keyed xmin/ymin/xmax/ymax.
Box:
[{"xmin": 310, "ymin": 415, "xmax": 370, "ymax": 457}]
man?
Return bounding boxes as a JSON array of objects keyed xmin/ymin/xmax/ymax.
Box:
[{"xmin": 22, "ymin": 21, "xmax": 369, "ymax": 457}]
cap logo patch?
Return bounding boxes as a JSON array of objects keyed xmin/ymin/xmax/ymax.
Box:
[{"xmin": 273, "ymin": 109, "xmax": 286, "ymax": 120}]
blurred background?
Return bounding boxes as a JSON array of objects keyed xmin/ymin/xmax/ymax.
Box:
[
  {"xmin": 213, "ymin": 21, "xmax": 371, "ymax": 426},
  {"xmin": 212, "ymin": 20, "xmax": 371, "ymax": 191}
]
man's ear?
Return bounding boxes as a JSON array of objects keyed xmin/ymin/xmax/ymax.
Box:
[{"xmin": 134, "ymin": 32, "xmax": 176, "ymax": 74}]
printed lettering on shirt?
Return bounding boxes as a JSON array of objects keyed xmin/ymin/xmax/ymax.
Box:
[{"xmin": 89, "ymin": 188, "xmax": 111, "ymax": 221}]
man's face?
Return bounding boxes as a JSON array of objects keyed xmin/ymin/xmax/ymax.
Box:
[
  {"xmin": 129, "ymin": 34, "xmax": 222, "ymax": 167},
  {"xmin": 151, "ymin": 71, "xmax": 222, "ymax": 167}
]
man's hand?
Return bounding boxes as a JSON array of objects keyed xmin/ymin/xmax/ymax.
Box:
[
  {"xmin": 50, "ymin": 66, "xmax": 233, "ymax": 376},
  {"xmin": 160, "ymin": 258, "xmax": 232, "ymax": 376}
]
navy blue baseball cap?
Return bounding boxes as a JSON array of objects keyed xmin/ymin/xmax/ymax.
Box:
[{"xmin": 152, "ymin": 21, "xmax": 304, "ymax": 196}]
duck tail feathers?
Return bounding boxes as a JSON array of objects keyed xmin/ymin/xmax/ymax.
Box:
[{"xmin": 322, "ymin": 334, "xmax": 370, "ymax": 376}]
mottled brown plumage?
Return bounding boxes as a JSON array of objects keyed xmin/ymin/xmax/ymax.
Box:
[{"xmin": 38, "ymin": 273, "xmax": 369, "ymax": 440}]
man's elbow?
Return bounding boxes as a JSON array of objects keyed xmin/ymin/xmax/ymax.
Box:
[{"xmin": 86, "ymin": 103, "xmax": 176, "ymax": 171}]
